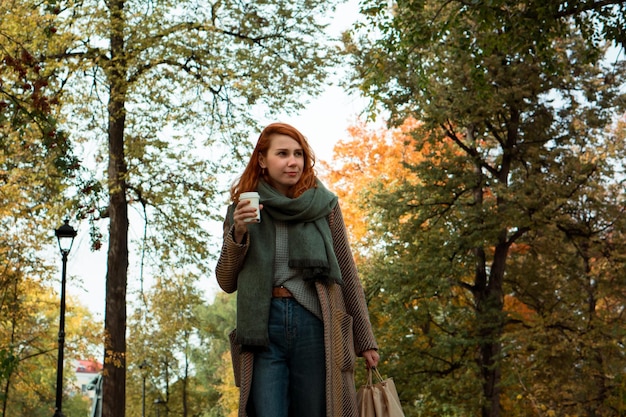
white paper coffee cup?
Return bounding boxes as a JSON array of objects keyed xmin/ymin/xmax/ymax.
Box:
[{"xmin": 240, "ymin": 192, "xmax": 261, "ymax": 222}]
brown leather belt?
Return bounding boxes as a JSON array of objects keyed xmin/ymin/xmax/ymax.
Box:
[{"xmin": 272, "ymin": 286, "xmax": 294, "ymax": 298}]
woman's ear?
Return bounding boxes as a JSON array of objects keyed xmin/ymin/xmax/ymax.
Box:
[{"xmin": 258, "ymin": 154, "xmax": 267, "ymax": 169}]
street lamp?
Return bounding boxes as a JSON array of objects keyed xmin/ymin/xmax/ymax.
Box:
[
  {"xmin": 53, "ymin": 219, "xmax": 77, "ymax": 417},
  {"xmin": 154, "ymin": 398, "xmax": 166, "ymax": 417},
  {"xmin": 139, "ymin": 361, "xmax": 149, "ymax": 417}
]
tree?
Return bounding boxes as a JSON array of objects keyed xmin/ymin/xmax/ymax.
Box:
[
  {"xmin": 0, "ymin": 0, "xmax": 78, "ymax": 203},
  {"xmin": 499, "ymin": 173, "xmax": 626, "ymax": 415},
  {"xmin": 127, "ymin": 282, "xmax": 237, "ymax": 417},
  {"xmin": 325, "ymin": 119, "xmax": 473, "ymax": 415},
  {"xmin": 327, "ymin": 119, "xmax": 626, "ymax": 416},
  {"xmin": 0, "ymin": 0, "xmax": 79, "ymax": 252},
  {"xmin": 0, "ymin": 272, "xmax": 101, "ymax": 417},
  {"xmin": 343, "ymin": 3, "xmax": 626, "ymax": 414},
  {"xmin": 1, "ymin": 3, "xmax": 93, "ymax": 414},
  {"xmin": 322, "ymin": 118, "xmax": 424, "ymax": 251},
  {"xmin": 127, "ymin": 271, "xmax": 208, "ymax": 417},
  {"xmin": 38, "ymin": 0, "xmax": 343, "ymax": 415},
  {"xmin": 194, "ymin": 293, "xmax": 239, "ymax": 417}
]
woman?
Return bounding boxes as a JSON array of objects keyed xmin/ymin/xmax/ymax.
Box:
[{"xmin": 215, "ymin": 122, "xmax": 379, "ymax": 417}]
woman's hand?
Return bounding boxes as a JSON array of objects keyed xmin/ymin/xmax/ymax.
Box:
[
  {"xmin": 233, "ymin": 200, "xmax": 262, "ymax": 243},
  {"xmin": 362, "ymin": 349, "xmax": 380, "ymax": 369}
]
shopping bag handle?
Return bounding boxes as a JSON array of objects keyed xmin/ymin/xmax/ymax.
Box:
[
  {"xmin": 366, "ymin": 367, "xmax": 373, "ymax": 386},
  {"xmin": 371, "ymin": 367, "xmax": 385, "ymax": 383},
  {"xmin": 366, "ymin": 367, "xmax": 386, "ymax": 386}
]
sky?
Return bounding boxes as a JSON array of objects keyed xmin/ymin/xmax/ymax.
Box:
[{"xmin": 61, "ymin": 0, "xmax": 368, "ymax": 318}]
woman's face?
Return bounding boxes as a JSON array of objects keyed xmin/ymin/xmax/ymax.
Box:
[{"xmin": 259, "ymin": 133, "xmax": 304, "ymax": 195}]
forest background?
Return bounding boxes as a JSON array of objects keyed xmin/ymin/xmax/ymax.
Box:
[{"xmin": 2, "ymin": 1, "xmax": 626, "ymax": 417}]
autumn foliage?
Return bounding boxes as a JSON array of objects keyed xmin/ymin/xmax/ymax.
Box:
[{"xmin": 322, "ymin": 118, "xmax": 424, "ymax": 246}]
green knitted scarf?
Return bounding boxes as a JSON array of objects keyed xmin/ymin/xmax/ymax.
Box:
[{"xmin": 235, "ymin": 179, "xmax": 341, "ymax": 347}]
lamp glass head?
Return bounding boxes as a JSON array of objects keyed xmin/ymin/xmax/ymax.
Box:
[{"xmin": 55, "ymin": 219, "xmax": 77, "ymax": 254}]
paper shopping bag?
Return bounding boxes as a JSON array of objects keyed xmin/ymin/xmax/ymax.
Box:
[{"xmin": 357, "ymin": 368, "xmax": 405, "ymax": 417}]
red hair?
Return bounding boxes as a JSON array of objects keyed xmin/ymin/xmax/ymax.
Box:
[{"xmin": 230, "ymin": 123, "xmax": 317, "ymax": 200}]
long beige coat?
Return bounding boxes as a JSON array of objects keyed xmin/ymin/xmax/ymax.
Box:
[{"xmin": 216, "ymin": 203, "xmax": 378, "ymax": 417}]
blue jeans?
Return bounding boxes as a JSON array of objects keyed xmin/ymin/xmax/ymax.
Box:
[{"xmin": 251, "ymin": 298, "xmax": 326, "ymax": 417}]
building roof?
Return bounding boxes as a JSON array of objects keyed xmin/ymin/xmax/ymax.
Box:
[{"xmin": 75, "ymin": 359, "xmax": 103, "ymax": 374}]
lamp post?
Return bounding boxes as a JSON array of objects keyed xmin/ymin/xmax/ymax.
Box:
[
  {"xmin": 154, "ymin": 398, "xmax": 166, "ymax": 417},
  {"xmin": 139, "ymin": 361, "xmax": 149, "ymax": 417},
  {"xmin": 53, "ymin": 219, "xmax": 77, "ymax": 417}
]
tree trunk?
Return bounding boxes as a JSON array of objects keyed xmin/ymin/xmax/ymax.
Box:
[
  {"xmin": 477, "ymin": 239, "xmax": 507, "ymax": 417},
  {"xmin": 102, "ymin": 1, "xmax": 128, "ymax": 416},
  {"xmin": 471, "ymin": 149, "xmax": 506, "ymax": 417},
  {"xmin": 183, "ymin": 344, "xmax": 189, "ymax": 417}
]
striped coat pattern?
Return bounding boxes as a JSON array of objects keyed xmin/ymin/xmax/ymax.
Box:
[{"xmin": 216, "ymin": 203, "xmax": 378, "ymax": 417}]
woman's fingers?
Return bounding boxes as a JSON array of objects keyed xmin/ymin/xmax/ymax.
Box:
[
  {"xmin": 363, "ymin": 349, "xmax": 380, "ymax": 369},
  {"xmin": 235, "ymin": 200, "xmax": 259, "ymax": 223}
]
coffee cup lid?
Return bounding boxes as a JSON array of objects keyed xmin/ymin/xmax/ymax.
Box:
[{"xmin": 240, "ymin": 192, "xmax": 260, "ymax": 199}]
